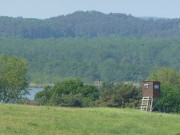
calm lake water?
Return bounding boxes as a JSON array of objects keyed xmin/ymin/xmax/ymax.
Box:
[{"xmin": 25, "ymin": 88, "xmax": 44, "ymax": 100}]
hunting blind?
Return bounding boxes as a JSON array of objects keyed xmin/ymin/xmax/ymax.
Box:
[{"xmin": 140, "ymin": 81, "xmax": 160, "ymax": 112}]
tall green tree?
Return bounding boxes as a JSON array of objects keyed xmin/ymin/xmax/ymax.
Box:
[
  {"xmin": 0, "ymin": 55, "xmax": 29, "ymax": 103},
  {"xmin": 147, "ymin": 67, "xmax": 180, "ymax": 113},
  {"xmin": 159, "ymin": 84, "xmax": 180, "ymax": 113},
  {"xmin": 147, "ymin": 67, "xmax": 180, "ymax": 86}
]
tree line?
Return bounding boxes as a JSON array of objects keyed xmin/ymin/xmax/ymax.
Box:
[
  {"xmin": 1, "ymin": 36, "xmax": 180, "ymax": 84},
  {"xmin": 0, "ymin": 11, "xmax": 180, "ymax": 39},
  {"xmin": 34, "ymin": 79, "xmax": 141, "ymax": 108}
]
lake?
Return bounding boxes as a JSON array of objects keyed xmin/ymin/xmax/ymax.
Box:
[{"xmin": 25, "ymin": 88, "xmax": 44, "ymax": 100}]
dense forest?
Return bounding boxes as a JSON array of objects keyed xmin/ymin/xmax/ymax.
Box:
[
  {"xmin": 0, "ymin": 11, "xmax": 180, "ymax": 39},
  {"xmin": 1, "ymin": 36, "xmax": 180, "ymax": 84},
  {"xmin": 0, "ymin": 11, "xmax": 180, "ymax": 84}
]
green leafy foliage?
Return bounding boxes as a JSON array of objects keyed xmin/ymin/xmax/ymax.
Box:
[
  {"xmin": 35, "ymin": 80, "xmax": 141, "ymax": 108},
  {"xmin": 98, "ymin": 82, "xmax": 141, "ymax": 108},
  {"xmin": 158, "ymin": 84, "xmax": 180, "ymax": 113},
  {"xmin": 0, "ymin": 12, "xmax": 180, "ymax": 86},
  {"xmin": 34, "ymin": 86, "xmax": 52, "ymax": 105},
  {"xmin": 35, "ymin": 79, "xmax": 99, "ymax": 107},
  {"xmin": 0, "ymin": 11, "xmax": 180, "ymax": 39},
  {"xmin": 1, "ymin": 36, "xmax": 180, "ymax": 84},
  {"xmin": 147, "ymin": 67, "xmax": 180, "ymax": 113},
  {"xmin": 0, "ymin": 55, "xmax": 29, "ymax": 103},
  {"xmin": 147, "ymin": 67, "xmax": 180, "ymax": 86}
]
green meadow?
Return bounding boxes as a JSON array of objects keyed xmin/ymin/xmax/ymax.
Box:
[{"xmin": 0, "ymin": 104, "xmax": 179, "ymax": 135}]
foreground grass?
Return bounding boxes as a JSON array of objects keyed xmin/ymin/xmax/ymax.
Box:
[{"xmin": 0, "ymin": 104, "xmax": 180, "ymax": 135}]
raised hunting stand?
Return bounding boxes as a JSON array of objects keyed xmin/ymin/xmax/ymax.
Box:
[{"xmin": 140, "ymin": 81, "xmax": 160, "ymax": 112}]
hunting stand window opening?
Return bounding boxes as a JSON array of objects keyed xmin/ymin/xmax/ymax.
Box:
[
  {"xmin": 144, "ymin": 84, "xmax": 149, "ymax": 89},
  {"xmin": 154, "ymin": 84, "xmax": 159, "ymax": 89}
]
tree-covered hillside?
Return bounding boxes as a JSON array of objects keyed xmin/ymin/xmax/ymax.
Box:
[
  {"xmin": 1, "ymin": 11, "xmax": 180, "ymax": 84},
  {"xmin": 1, "ymin": 36, "xmax": 180, "ymax": 84},
  {"xmin": 0, "ymin": 11, "xmax": 180, "ymax": 39}
]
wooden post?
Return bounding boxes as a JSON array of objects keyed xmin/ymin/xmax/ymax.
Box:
[
  {"xmin": 150, "ymin": 97, "xmax": 153, "ymax": 112},
  {"xmin": 140, "ymin": 97, "xmax": 153, "ymax": 112}
]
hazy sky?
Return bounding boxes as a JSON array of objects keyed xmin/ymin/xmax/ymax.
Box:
[{"xmin": 0, "ymin": 0, "xmax": 180, "ymax": 19}]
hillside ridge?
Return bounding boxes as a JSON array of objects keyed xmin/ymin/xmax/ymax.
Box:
[{"xmin": 0, "ymin": 11, "xmax": 180, "ymax": 39}]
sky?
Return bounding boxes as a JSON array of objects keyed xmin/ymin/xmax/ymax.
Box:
[{"xmin": 0, "ymin": 0, "xmax": 180, "ymax": 19}]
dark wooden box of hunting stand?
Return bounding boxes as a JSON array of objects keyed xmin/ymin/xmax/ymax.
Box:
[{"xmin": 142, "ymin": 81, "xmax": 160, "ymax": 98}]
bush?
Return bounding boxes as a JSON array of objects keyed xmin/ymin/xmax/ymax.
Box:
[
  {"xmin": 49, "ymin": 93, "xmax": 83, "ymax": 107},
  {"xmin": 98, "ymin": 82, "xmax": 141, "ymax": 108},
  {"xmin": 35, "ymin": 79, "xmax": 99, "ymax": 107},
  {"xmin": 34, "ymin": 86, "xmax": 52, "ymax": 105},
  {"xmin": 153, "ymin": 83, "xmax": 180, "ymax": 113}
]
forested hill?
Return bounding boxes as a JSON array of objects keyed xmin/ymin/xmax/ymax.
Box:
[
  {"xmin": 0, "ymin": 11, "xmax": 180, "ymax": 39},
  {"xmin": 1, "ymin": 11, "xmax": 180, "ymax": 84},
  {"xmin": 1, "ymin": 36, "xmax": 180, "ymax": 84}
]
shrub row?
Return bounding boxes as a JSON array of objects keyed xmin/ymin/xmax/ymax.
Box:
[{"xmin": 34, "ymin": 79, "xmax": 141, "ymax": 108}]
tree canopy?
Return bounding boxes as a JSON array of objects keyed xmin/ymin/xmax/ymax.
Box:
[
  {"xmin": 0, "ymin": 11, "xmax": 180, "ymax": 39},
  {"xmin": 147, "ymin": 67, "xmax": 180, "ymax": 113},
  {"xmin": 0, "ymin": 11, "xmax": 180, "ymax": 84},
  {"xmin": 147, "ymin": 67, "xmax": 180, "ymax": 86},
  {"xmin": 1, "ymin": 36, "xmax": 180, "ymax": 84},
  {"xmin": 0, "ymin": 55, "xmax": 29, "ymax": 103}
]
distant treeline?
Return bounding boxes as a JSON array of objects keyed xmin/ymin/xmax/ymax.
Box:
[
  {"xmin": 1, "ymin": 36, "xmax": 180, "ymax": 84},
  {"xmin": 0, "ymin": 11, "xmax": 180, "ymax": 39}
]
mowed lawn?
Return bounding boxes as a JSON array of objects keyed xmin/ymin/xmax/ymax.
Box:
[{"xmin": 0, "ymin": 104, "xmax": 180, "ymax": 135}]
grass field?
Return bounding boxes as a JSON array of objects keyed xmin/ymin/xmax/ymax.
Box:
[{"xmin": 0, "ymin": 104, "xmax": 180, "ymax": 135}]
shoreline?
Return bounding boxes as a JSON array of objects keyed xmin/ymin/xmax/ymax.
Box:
[{"xmin": 29, "ymin": 83, "xmax": 54, "ymax": 88}]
